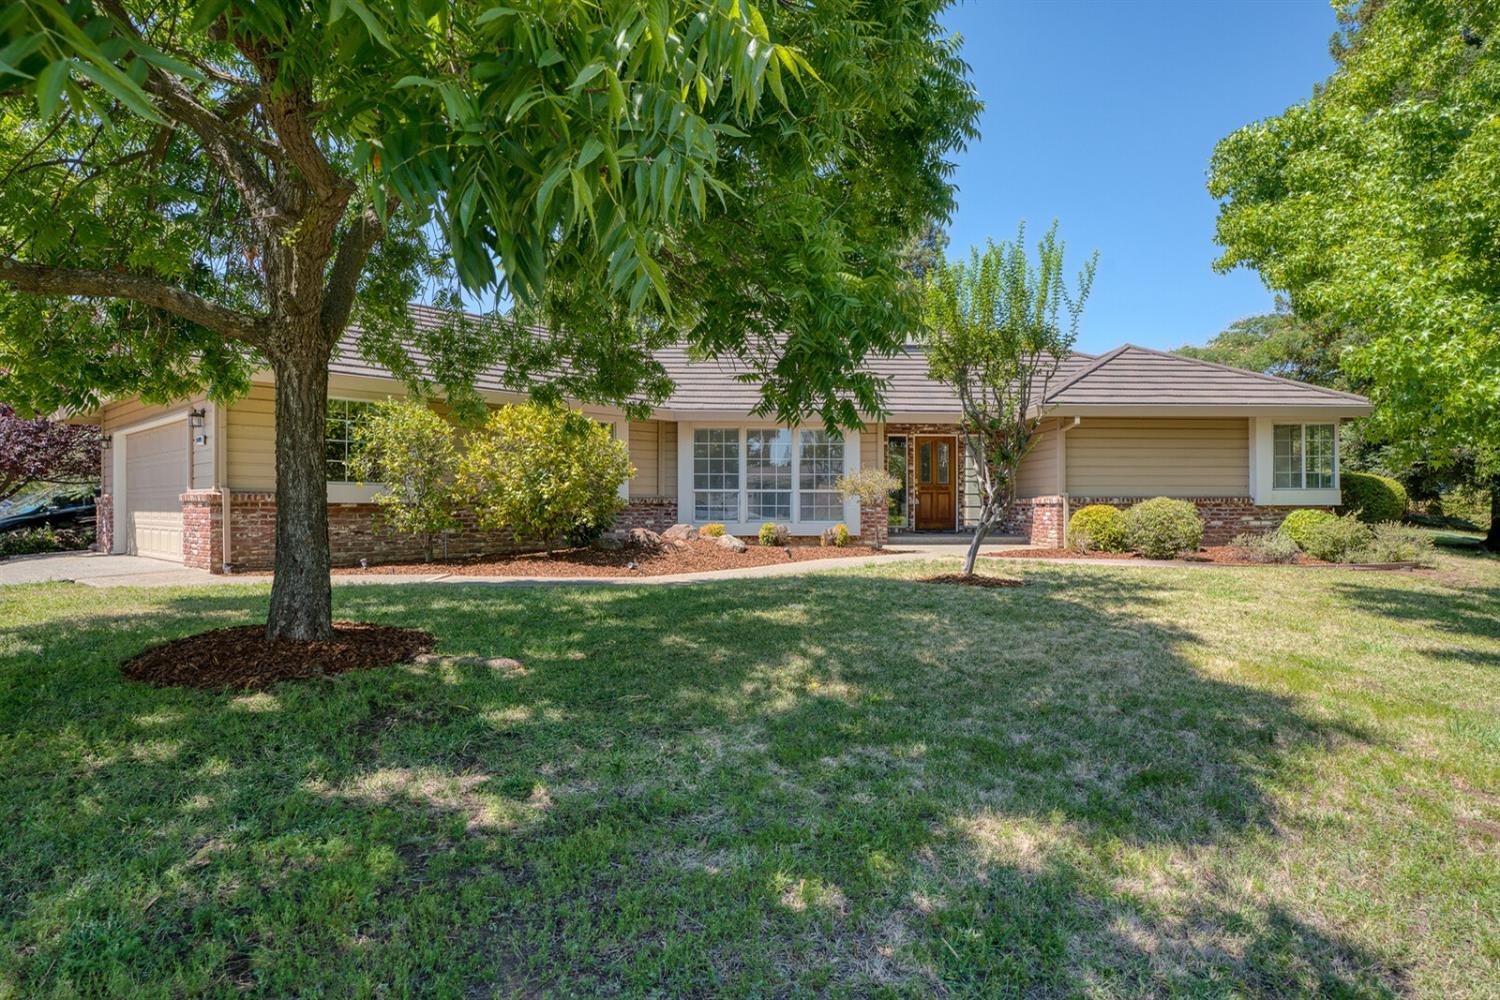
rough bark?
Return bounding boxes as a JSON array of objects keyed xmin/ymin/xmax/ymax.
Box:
[{"xmin": 266, "ymin": 339, "xmax": 334, "ymax": 641}]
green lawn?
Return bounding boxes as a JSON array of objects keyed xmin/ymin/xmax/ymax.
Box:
[{"xmin": 2, "ymin": 552, "xmax": 1498, "ymax": 998}]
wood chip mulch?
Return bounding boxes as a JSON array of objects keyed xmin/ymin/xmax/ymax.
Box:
[
  {"xmin": 327, "ymin": 538, "xmax": 892, "ymax": 578},
  {"xmin": 121, "ymin": 622, "xmax": 435, "ymax": 691},
  {"xmin": 920, "ymin": 573, "xmax": 1025, "ymax": 588}
]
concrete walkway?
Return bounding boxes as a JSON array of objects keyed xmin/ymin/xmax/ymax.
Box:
[{"xmin": 0, "ymin": 537, "xmax": 1027, "ymax": 589}]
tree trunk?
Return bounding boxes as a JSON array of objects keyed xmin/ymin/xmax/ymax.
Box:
[
  {"xmin": 1486, "ymin": 479, "xmax": 1500, "ymax": 554},
  {"xmin": 266, "ymin": 348, "xmax": 334, "ymax": 642},
  {"xmin": 963, "ymin": 519, "xmax": 991, "ymax": 575}
]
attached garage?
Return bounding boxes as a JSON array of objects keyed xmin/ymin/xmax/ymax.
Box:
[{"xmin": 121, "ymin": 419, "xmax": 188, "ymax": 561}]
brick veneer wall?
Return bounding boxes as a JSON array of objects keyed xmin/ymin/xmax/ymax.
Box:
[
  {"xmin": 199, "ymin": 492, "xmax": 688, "ymax": 573},
  {"xmin": 181, "ymin": 490, "xmax": 223, "ymax": 570},
  {"xmin": 1010, "ymin": 495, "xmax": 1324, "ymax": 548},
  {"xmin": 95, "ymin": 493, "xmax": 113, "ymax": 553},
  {"xmin": 615, "ymin": 496, "xmax": 678, "ymax": 532}
]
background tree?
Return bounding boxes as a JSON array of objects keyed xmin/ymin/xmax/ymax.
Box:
[
  {"xmin": 348, "ymin": 399, "xmax": 459, "ymax": 563},
  {"xmin": 923, "ymin": 223, "xmax": 1096, "ymax": 575},
  {"xmin": 1175, "ymin": 305, "xmax": 1356, "ymax": 391},
  {"xmin": 0, "ymin": 404, "xmax": 99, "ymax": 505},
  {"xmin": 0, "ymin": 1, "xmax": 981, "ymax": 639},
  {"xmin": 1208, "ymin": 0, "xmax": 1500, "ymax": 550},
  {"xmin": 457, "ymin": 403, "xmax": 631, "ymax": 551}
]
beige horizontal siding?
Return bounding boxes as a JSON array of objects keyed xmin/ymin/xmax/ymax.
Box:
[
  {"xmin": 100, "ymin": 396, "xmax": 214, "ymax": 492},
  {"xmin": 859, "ymin": 423, "xmax": 884, "ymax": 476},
  {"xmin": 627, "ymin": 419, "xmax": 678, "ymax": 498},
  {"xmin": 1015, "ymin": 419, "xmax": 1059, "ymax": 498},
  {"xmin": 1065, "ymin": 417, "xmax": 1249, "ymax": 496},
  {"xmin": 226, "ymin": 384, "xmax": 277, "ymax": 490}
]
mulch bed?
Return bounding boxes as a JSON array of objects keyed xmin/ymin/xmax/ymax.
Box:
[
  {"xmin": 327, "ymin": 538, "xmax": 892, "ymax": 578},
  {"xmin": 989, "ymin": 546, "xmax": 1327, "ymax": 566},
  {"xmin": 122, "ymin": 622, "xmax": 435, "ymax": 691},
  {"xmin": 920, "ymin": 572, "xmax": 1025, "ymax": 588}
]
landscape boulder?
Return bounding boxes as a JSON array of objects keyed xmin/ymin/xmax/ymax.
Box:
[
  {"xmin": 627, "ymin": 528, "xmax": 664, "ymax": 550},
  {"xmin": 661, "ymin": 523, "xmax": 698, "ymax": 544},
  {"xmin": 717, "ymin": 534, "xmax": 747, "ymax": 553},
  {"xmin": 593, "ymin": 533, "xmax": 626, "ymax": 551}
]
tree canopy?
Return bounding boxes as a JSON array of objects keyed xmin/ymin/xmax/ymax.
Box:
[
  {"xmin": 0, "ymin": 1, "xmax": 980, "ymax": 637},
  {"xmin": 923, "ymin": 222, "xmax": 1096, "ymax": 573},
  {"xmin": 1208, "ymin": 0, "xmax": 1499, "ymax": 478},
  {"xmin": 0, "ymin": 404, "xmax": 98, "ymax": 504},
  {"xmin": 1175, "ymin": 306, "xmax": 1356, "ymax": 392}
]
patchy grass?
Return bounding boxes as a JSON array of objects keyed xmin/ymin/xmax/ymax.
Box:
[{"xmin": 2, "ymin": 550, "xmax": 1498, "ymax": 997}]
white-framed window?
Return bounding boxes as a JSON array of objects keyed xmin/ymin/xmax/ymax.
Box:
[
  {"xmin": 1273, "ymin": 423, "xmax": 1335, "ymax": 490},
  {"xmin": 746, "ymin": 429, "xmax": 792, "ymax": 520},
  {"xmin": 798, "ymin": 429, "xmax": 844, "ymax": 521},
  {"xmin": 693, "ymin": 428, "xmax": 741, "ymax": 521},
  {"xmin": 326, "ymin": 399, "xmax": 378, "ymax": 483}
]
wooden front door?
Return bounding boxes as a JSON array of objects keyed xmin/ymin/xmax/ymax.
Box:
[{"xmin": 914, "ymin": 435, "xmax": 956, "ymax": 530}]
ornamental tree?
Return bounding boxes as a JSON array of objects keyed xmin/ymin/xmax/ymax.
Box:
[
  {"xmin": 835, "ymin": 466, "xmax": 900, "ymax": 549},
  {"xmin": 1208, "ymin": 0, "xmax": 1500, "ymax": 550},
  {"xmin": 0, "ymin": 403, "xmax": 99, "ymax": 504},
  {"xmin": 347, "ymin": 399, "xmax": 459, "ymax": 563},
  {"xmin": 0, "ymin": 1, "xmax": 980, "ymax": 638},
  {"xmin": 457, "ymin": 403, "xmax": 631, "ymax": 550},
  {"xmin": 923, "ymin": 223, "xmax": 1096, "ymax": 575}
]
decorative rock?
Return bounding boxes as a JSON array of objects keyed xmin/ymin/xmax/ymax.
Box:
[
  {"xmin": 627, "ymin": 527, "xmax": 663, "ymax": 550},
  {"xmin": 662, "ymin": 523, "xmax": 697, "ymax": 541},
  {"xmin": 593, "ymin": 534, "xmax": 626, "ymax": 551},
  {"xmin": 717, "ymin": 534, "xmax": 747, "ymax": 553}
]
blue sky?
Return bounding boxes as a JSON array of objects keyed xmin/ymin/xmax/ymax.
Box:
[{"xmin": 939, "ymin": 0, "xmax": 1340, "ymax": 354}]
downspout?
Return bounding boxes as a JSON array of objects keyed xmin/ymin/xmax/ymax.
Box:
[
  {"xmin": 1057, "ymin": 417, "xmax": 1081, "ymax": 536},
  {"xmin": 218, "ymin": 403, "xmax": 233, "ymax": 573}
]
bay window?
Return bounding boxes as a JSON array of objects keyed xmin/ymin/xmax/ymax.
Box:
[
  {"xmin": 798, "ymin": 429, "xmax": 844, "ymax": 521},
  {"xmin": 688, "ymin": 426, "xmax": 853, "ymax": 527},
  {"xmin": 692, "ymin": 428, "xmax": 741, "ymax": 521},
  {"xmin": 1273, "ymin": 423, "xmax": 1336, "ymax": 489}
]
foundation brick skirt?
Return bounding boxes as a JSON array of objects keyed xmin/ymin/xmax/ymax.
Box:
[
  {"xmin": 1006, "ymin": 495, "xmax": 1322, "ymax": 548},
  {"xmin": 94, "ymin": 493, "xmax": 113, "ymax": 553}
]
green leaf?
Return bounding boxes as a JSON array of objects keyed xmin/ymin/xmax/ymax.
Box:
[
  {"xmin": 568, "ymin": 62, "xmax": 605, "ymax": 94},
  {"xmin": 36, "ymin": 60, "xmax": 67, "ymax": 120}
]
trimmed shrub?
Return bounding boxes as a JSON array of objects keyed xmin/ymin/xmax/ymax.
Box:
[
  {"xmin": 457, "ymin": 403, "xmax": 632, "ymax": 549},
  {"xmin": 0, "ymin": 524, "xmax": 94, "ymax": 558},
  {"xmin": 1300, "ymin": 513, "xmax": 1374, "ymax": 563},
  {"xmin": 349, "ymin": 399, "xmax": 460, "ymax": 561},
  {"xmin": 758, "ymin": 522, "xmax": 789, "ymax": 546},
  {"xmin": 1066, "ymin": 504, "xmax": 1127, "ymax": 552},
  {"xmin": 1123, "ymin": 497, "xmax": 1204, "ymax": 559},
  {"xmin": 1228, "ymin": 531, "xmax": 1302, "ymax": 564},
  {"xmin": 1339, "ymin": 471, "xmax": 1407, "ymax": 523},
  {"xmin": 821, "ymin": 523, "xmax": 851, "ymax": 547},
  {"xmin": 1363, "ymin": 523, "xmax": 1436, "ymax": 566},
  {"xmin": 1279, "ymin": 509, "xmax": 1336, "ymax": 550},
  {"xmin": 699, "ymin": 523, "xmax": 726, "ymax": 538}
]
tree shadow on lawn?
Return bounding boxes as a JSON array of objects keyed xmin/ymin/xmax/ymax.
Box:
[
  {"xmin": 0, "ymin": 571, "xmax": 1405, "ymax": 997},
  {"xmin": 1330, "ymin": 576, "xmax": 1500, "ymax": 669}
]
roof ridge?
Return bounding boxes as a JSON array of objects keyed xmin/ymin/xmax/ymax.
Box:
[
  {"xmin": 1114, "ymin": 342, "xmax": 1370, "ymax": 402},
  {"xmin": 1040, "ymin": 344, "xmax": 1131, "ymax": 401}
]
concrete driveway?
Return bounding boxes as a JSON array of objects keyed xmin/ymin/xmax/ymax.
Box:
[{"xmin": 0, "ymin": 551, "xmax": 226, "ymax": 588}]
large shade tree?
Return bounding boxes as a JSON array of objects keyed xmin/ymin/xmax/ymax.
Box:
[
  {"xmin": 1208, "ymin": 0, "xmax": 1500, "ymax": 550},
  {"xmin": 0, "ymin": 1, "xmax": 980, "ymax": 637}
]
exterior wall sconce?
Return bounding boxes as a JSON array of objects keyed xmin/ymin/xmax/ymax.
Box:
[
  {"xmin": 101, "ymin": 435, "xmax": 112, "ymax": 451},
  {"xmin": 189, "ymin": 408, "xmax": 207, "ymax": 429}
]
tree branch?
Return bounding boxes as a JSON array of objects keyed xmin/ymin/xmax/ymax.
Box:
[
  {"xmin": 319, "ymin": 205, "xmax": 387, "ymax": 342},
  {"xmin": 0, "ymin": 257, "xmax": 266, "ymax": 346}
]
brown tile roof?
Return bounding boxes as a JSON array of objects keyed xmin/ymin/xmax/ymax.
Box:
[{"xmin": 329, "ymin": 306, "xmax": 1369, "ymax": 417}]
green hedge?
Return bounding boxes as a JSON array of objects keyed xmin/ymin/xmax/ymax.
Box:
[
  {"xmin": 1339, "ymin": 471, "xmax": 1407, "ymax": 523},
  {"xmin": 1278, "ymin": 509, "xmax": 1336, "ymax": 550},
  {"xmin": 1124, "ymin": 497, "xmax": 1203, "ymax": 559},
  {"xmin": 1066, "ymin": 504, "xmax": 1127, "ymax": 552}
]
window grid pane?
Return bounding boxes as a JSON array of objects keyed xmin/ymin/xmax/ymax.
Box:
[
  {"xmin": 1306, "ymin": 424, "xmax": 1335, "ymax": 489},
  {"xmin": 1273, "ymin": 424, "xmax": 1303, "ymax": 490},
  {"xmin": 798, "ymin": 430, "xmax": 844, "ymax": 522},
  {"xmin": 746, "ymin": 429, "xmax": 792, "ymax": 520},
  {"xmin": 693, "ymin": 428, "xmax": 740, "ymax": 521},
  {"xmin": 326, "ymin": 399, "xmax": 374, "ymax": 483}
]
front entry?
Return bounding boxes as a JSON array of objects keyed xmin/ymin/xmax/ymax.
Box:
[{"xmin": 914, "ymin": 435, "xmax": 956, "ymax": 530}]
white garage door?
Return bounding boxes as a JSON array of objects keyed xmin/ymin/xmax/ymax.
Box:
[{"xmin": 125, "ymin": 421, "xmax": 187, "ymax": 562}]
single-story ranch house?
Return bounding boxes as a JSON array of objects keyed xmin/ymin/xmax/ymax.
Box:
[{"xmin": 80, "ymin": 305, "xmax": 1370, "ymax": 571}]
